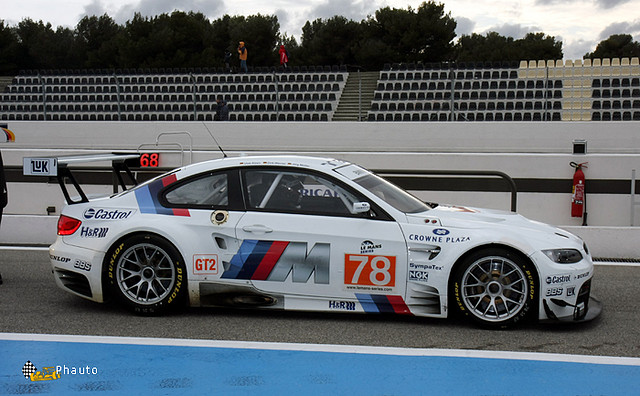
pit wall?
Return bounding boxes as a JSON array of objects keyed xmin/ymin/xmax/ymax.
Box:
[{"xmin": 1, "ymin": 120, "xmax": 639, "ymax": 258}]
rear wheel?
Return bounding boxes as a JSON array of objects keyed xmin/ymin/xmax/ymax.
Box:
[
  {"xmin": 452, "ymin": 248, "xmax": 536, "ymax": 328},
  {"xmin": 106, "ymin": 234, "xmax": 186, "ymax": 315}
]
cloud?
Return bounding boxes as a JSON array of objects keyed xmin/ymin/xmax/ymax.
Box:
[
  {"xmin": 483, "ymin": 23, "xmax": 543, "ymax": 39},
  {"xmin": 309, "ymin": 0, "xmax": 371, "ymax": 21},
  {"xmin": 454, "ymin": 16, "xmax": 475, "ymax": 36},
  {"xmin": 598, "ymin": 19, "xmax": 640, "ymax": 39},
  {"xmin": 562, "ymin": 37, "xmax": 596, "ymax": 59},
  {"xmin": 594, "ymin": 0, "xmax": 632, "ymax": 9},
  {"xmin": 535, "ymin": 0, "xmax": 631, "ymax": 9},
  {"xmin": 82, "ymin": 0, "xmax": 226, "ymax": 24},
  {"xmin": 82, "ymin": 0, "xmax": 107, "ymax": 18}
]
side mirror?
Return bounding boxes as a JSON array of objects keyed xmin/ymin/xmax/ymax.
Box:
[{"xmin": 353, "ymin": 202, "xmax": 370, "ymax": 214}]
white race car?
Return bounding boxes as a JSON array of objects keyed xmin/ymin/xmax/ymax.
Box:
[{"xmin": 48, "ymin": 155, "xmax": 601, "ymax": 327}]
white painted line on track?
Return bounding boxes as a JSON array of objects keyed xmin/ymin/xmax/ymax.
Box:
[
  {"xmin": 2, "ymin": 332, "xmax": 639, "ymax": 367},
  {"xmin": 594, "ymin": 261, "xmax": 640, "ymax": 267}
]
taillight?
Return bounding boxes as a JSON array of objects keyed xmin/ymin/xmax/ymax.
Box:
[{"xmin": 57, "ymin": 215, "xmax": 82, "ymax": 236}]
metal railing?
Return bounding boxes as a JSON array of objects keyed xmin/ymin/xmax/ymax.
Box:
[{"xmin": 375, "ymin": 169, "xmax": 518, "ymax": 212}]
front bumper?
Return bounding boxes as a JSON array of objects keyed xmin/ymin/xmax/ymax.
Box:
[{"xmin": 540, "ymin": 279, "xmax": 602, "ymax": 323}]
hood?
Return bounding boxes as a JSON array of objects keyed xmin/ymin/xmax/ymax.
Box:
[
  {"xmin": 405, "ymin": 204, "xmax": 582, "ymax": 249},
  {"xmin": 432, "ymin": 204, "xmax": 560, "ymax": 232}
]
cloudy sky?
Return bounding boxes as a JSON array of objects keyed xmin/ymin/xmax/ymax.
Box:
[{"xmin": 3, "ymin": 0, "xmax": 640, "ymax": 59}]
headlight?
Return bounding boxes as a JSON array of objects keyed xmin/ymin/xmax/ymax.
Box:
[{"xmin": 542, "ymin": 249, "xmax": 583, "ymax": 264}]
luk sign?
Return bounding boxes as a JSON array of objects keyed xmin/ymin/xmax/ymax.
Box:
[{"xmin": 23, "ymin": 157, "xmax": 58, "ymax": 176}]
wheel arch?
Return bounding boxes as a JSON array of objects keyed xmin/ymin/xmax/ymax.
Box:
[
  {"xmin": 101, "ymin": 230, "xmax": 187, "ymax": 302},
  {"xmin": 447, "ymin": 243, "xmax": 540, "ymax": 319}
]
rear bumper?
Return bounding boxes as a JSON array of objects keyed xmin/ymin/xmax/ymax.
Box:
[{"xmin": 49, "ymin": 239, "xmax": 106, "ymax": 303}]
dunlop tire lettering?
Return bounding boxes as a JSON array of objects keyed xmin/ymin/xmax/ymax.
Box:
[{"xmin": 106, "ymin": 235, "xmax": 186, "ymax": 315}]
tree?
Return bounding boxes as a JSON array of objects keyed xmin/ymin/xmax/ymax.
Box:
[
  {"xmin": 455, "ymin": 31, "xmax": 562, "ymax": 63},
  {"xmin": 515, "ymin": 32, "xmax": 562, "ymax": 61},
  {"xmin": 0, "ymin": 21, "xmax": 20, "ymax": 74},
  {"xmin": 585, "ymin": 34, "xmax": 640, "ymax": 59},
  {"xmin": 14, "ymin": 19, "xmax": 80, "ymax": 70},
  {"xmin": 455, "ymin": 32, "xmax": 516, "ymax": 62},
  {"xmin": 76, "ymin": 14, "xmax": 122, "ymax": 68},
  {"xmin": 300, "ymin": 16, "xmax": 361, "ymax": 66},
  {"xmin": 361, "ymin": 1, "xmax": 457, "ymax": 68},
  {"xmin": 228, "ymin": 14, "xmax": 280, "ymax": 69}
]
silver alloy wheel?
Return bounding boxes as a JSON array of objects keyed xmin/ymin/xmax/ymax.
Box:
[
  {"xmin": 116, "ymin": 243, "xmax": 176, "ymax": 305},
  {"xmin": 460, "ymin": 255, "xmax": 528, "ymax": 322}
]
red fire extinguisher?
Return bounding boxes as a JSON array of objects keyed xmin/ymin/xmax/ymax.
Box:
[{"xmin": 570, "ymin": 162, "xmax": 588, "ymax": 224}]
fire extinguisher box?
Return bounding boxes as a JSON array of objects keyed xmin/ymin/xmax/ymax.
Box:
[{"xmin": 573, "ymin": 139, "xmax": 587, "ymax": 154}]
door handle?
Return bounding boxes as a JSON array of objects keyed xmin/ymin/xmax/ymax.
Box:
[{"xmin": 242, "ymin": 224, "xmax": 273, "ymax": 234}]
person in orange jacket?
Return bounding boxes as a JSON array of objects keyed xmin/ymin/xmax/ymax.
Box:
[{"xmin": 238, "ymin": 41, "xmax": 248, "ymax": 73}]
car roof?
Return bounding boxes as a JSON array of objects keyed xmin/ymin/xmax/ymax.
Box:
[{"xmin": 178, "ymin": 155, "xmax": 352, "ymax": 176}]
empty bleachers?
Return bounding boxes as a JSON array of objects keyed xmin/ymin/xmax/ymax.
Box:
[
  {"xmin": 367, "ymin": 58, "xmax": 640, "ymax": 122},
  {"xmin": 2, "ymin": 58, "xmax": 640, "ymax": 122},
  {"xmin": 0, "ymin": 66, "xmax": 347, "ymax": 121}
]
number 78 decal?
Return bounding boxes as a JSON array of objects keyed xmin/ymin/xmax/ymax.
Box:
[{"xmin": 345, "ymin": 254, "xmax": 396, "ymax": 287}]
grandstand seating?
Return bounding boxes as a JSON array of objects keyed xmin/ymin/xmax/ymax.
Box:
[
  {"xmin": 367, "ymin": 58, "xmax": 640, "ymax": 122},
  {"xmin": 0, "ymin": 66, "xmax": 347, "ymax": 122},
  {"xmin": 1, "ymin": 58, "xmax": 640, "ymax": 122}
]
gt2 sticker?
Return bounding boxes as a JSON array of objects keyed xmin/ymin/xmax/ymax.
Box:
[
  {"xmin": 193, "ymin": 254, "xmax": 218, "ymax": 275},
  {"xmin": 345, "ymin": 254, "xmax": 396, "ymax": 292}
]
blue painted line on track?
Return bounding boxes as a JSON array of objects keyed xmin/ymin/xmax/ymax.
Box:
[{"xmin": 1, "ymin": 334, "xmax": 639, "ymax": 395}]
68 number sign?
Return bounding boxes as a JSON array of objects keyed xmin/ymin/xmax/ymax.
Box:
[{"xmin": 139, "ymin": 153, "xmax": 160, "ymax": 167}]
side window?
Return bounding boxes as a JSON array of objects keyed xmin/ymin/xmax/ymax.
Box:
[
  {"xmin": 244, "ymin": 169, "xmax": 364, "ymax": 216},
  {"xmin": 164, "ymin": 173, "xmax": 228, "ymax": 207}
]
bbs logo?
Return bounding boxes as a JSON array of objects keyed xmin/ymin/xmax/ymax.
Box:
[{"xmin": 73, "ymin": 259, "xmax": 91, "ymax": 271}]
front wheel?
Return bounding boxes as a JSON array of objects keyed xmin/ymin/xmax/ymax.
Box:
[
  {"xmin": 452, "ymin": 248, "xmax": 536, "ymax": 328},
  {"xmin": 106, "ymin": 234, "xmax": 187, "ymax": 315}
]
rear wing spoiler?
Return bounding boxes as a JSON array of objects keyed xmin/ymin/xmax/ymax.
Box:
[{"xmin": 23, "ymin": 153, "xmax": 141, "ymax": 205}]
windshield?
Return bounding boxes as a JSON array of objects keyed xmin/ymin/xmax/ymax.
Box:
[{"xmin": 352, "ymin": 172, "xmax": 431, "ymax": 214}]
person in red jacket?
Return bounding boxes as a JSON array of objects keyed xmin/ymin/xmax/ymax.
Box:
[{"xmin": 279, "ymin": 45, "xmax": 289, "ymax": 69}]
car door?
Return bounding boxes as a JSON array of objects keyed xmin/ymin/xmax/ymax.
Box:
[
  {"xmin": 226, "ymin": 167, "xmax": 408, "ymax": 305},
  {"xmin": 158, "ymin": 169, "xmax": 245, "ymax": 282}
]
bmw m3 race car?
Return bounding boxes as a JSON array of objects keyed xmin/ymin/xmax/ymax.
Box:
[{"xmin": 47, "ymin": 155, "xmax": 601, "ymax": 327}]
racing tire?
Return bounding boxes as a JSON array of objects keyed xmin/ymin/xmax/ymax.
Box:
[
  {"xmin": 106, "ymin": 234, "xmax": 187, "ymax": 315},
  {"xmin": 452, "ymin": 248, "xmax": 536, "ymax": 328}
]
